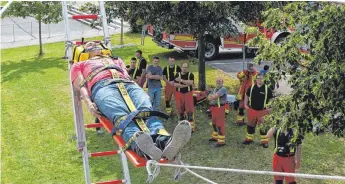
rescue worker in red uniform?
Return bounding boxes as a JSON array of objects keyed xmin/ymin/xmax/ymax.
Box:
[
  {"xmin": 207, "ymin": 78, "xmax": 228, "ymax": 147},
  {"xmin": 243, "ymin": 73, "xmax": 273, "ymax": 148},
  {"xmin": 173, "ymin": 62, "xmax": 195, "ymax": 132},
  {"xmin": 236, "ymin": 62, "xmax": 258, "ymax": 125},
  {"xmin": 163, "ymin": 56, "xmax": 181, "ymax": 115},
  {"xmin": 267, "ymin": 125, "xmax": 303, "ymax": 184}
]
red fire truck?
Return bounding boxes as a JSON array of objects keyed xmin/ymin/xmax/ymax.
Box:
[{"xmin": 147, "ymin": 23, "xmax": 291, "ymax": 60}]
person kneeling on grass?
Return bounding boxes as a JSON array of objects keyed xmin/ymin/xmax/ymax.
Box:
[
  {"xmin": 71, "ymin": 42, "xmax": 191, "ymax": 161},
  {"xmin": 267, "ymin": 123, "xmax": 303, "ymax": 184}
]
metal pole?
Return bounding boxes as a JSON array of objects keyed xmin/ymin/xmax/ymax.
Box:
[
  {"xmin": 0, "ymin": 0, "xmax": 13, "ymax": 16},
  {"xmin": 13, "ymin": 24, "xmax": 15, "ymax": 42},
  {"xmin": 141, "ymin": 25, "xmax": 146, "ymax": 46},
  {"xmin": 242, "ymin": 32, "xmax": 246, "ymax": 70},
  {"xmin": 99, "ymin": 1, "xmax": 112, "ymax": 49},
  {"xmin": 120, "ymin": 18, "xmax": 124, "ymax": 45},
  {"xmin": 61, "ymin": 1, "xmax": 91, "ymax": 184},
  {"xmin": 120, "ymin": 150, "xmax": 131, "ymax": 184}
]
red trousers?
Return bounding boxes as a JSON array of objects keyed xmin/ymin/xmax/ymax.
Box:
[
  {"xmin": 165, "ymin": 83, "xmax": 175, "ymax": 102},
  {"xmin": 210, "ymin": 106, "xmax": 225, "ymax": 135},
  {"xmin": 247, "ymin": 108, "xmax": 268, "ymax": 127},
  {"xmin": 175, "ymin": 91, "xmax": 194, "ymax": 114},
  {"xmin": 272, "ymin": 154, "xmax": 296, "ymax": 183}
]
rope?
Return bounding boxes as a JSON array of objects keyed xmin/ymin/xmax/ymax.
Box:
[{"xmin": 148, "ymin": 161, "xmax": 345, "ymax": 181}]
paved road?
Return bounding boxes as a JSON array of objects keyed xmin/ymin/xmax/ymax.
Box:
[
  {"xmin": 207, "ymin": 49, "xmax": 292, "ymax": 95},
  {"xmin": 1, "ymin": 17, "xmax": 129, "ymax": 49}
]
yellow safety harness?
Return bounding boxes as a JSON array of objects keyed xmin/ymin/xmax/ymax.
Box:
[
  {"xmin": 274, "ymin": 127, "xmax": 295, "ymax": 154},
  {"xmin": 249, "ymin": 84, "xmax": 268, "ymax": 109},
  {"xmin": 82, "ymin": 57, "xmax": 154, "ymax": 150},
  {"xmin": 167, "ymin": 64, "xmax": 177, "ymax": 81},
  {"xmin": 177, "ymin": 72, "xmax": 191, "ymax": 92}
]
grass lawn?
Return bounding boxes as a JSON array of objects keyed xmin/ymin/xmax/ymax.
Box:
[{"xmin": 1, "ymin": 33, "xmax": 345, "ymax": 184}]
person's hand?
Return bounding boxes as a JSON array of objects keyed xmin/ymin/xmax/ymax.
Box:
[
  {"xmin": 169, "ymin": 81, "xmax": 174, "ymax": 86},
  {"xmin": 244, "ymin": 105, "xmax": 250, "ymax": 110},
  {"xmin": 207, "ymin": 95, "xmax": 212, "ymax": 101},
  {"xmin": 175, "ymin": 77, "xmax": 182, "ymax": 82},
  {"xmin": 295, "ymin": 161, "xmax": 300, "ymax": 170},
  {"xmin": 267, "ymin": 108, "xmax": 272, "ymax": 114},
  {"xmin": 87, "ymin": 101, "xmax": 101, "ymax": 118}
]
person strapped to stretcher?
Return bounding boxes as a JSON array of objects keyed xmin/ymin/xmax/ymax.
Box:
[{"xmin": 70, "ymin": 42, "xmax": 192, "ymax": 161}]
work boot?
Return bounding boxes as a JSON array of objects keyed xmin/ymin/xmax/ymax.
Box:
[
  {"xmin": 134, "ymin": 131, "xmax": 163, "ymax": 161},
  {"xmin": 261, "ymin": 142, "xmax": 269, "ymax": 148},
  {"xmin": 162, "ymin": 120, "xmax": 191, "ymax": 161},
  {"xmin": 208, "ymin": 138, "xmax": 217, "ymax": 142},
  {"xmin": 242, "ymin": 139, "xmax": 253, "ymax": 145},
  {"xmin": 215, "ymin": 143, "xmax": 226, "ymax": 148}
]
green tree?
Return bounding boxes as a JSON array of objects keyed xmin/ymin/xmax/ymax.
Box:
[
  {"xmin": 2, "ymin": 1, "xmax": 62, "ymax": 56},
  {"xmin": 252, "ymin": 2, "xmax": 345, "ymax": 136}
]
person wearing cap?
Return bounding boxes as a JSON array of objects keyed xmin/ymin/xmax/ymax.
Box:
[
  {"xmin": 207, "ymin": 78, "xmax": 228, "ymax": 147},
  {"xmin": 163, "ymin": 56, "xmax": 181, "ymax": 115},
  {"xmin": 135, "ymin": 50, "xmax": 148, "ymax": 88},
  {"xmin": 70, "ymin": 42, "xmax": 192, "ymax": 161},
  {"xmin": 243, "ymin": 72, "xmax": 273, "ymax": 148},
  {"xmin": 267, "ymin": 124, "xmax": 303, "ymax": 184},
  {"xmin": 235, "ymin": 62, "xmax": 258, "ymax": 126},
  {"xmin": 173, "ymin": 62, "xmax": 196, "ymax": 132},
  {"xmin": 126, "ymin": 57, "xmax": 141, "ymax": 84}
]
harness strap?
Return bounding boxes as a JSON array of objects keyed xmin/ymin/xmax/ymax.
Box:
[
  {"xmin": 177, "ymin": 72, "xmax": 191, "ymax": 92},
  {"xmin": 100, "ymin": 59, "xmax": 150, "ymax": 150},
  {"xmin": 167, "ymin": 64, "xmax": 177, "ymax": 80},
  {"xmin": 79, "ymin": 58, "xmax": 123, "ymax": 88},
  {"xmin": 111, "ymin": 110, "xmax": 169, "ymax": 135},
  {"xmin": 249, "ymin": 84, "xmax": 268, "ymax": 108}
]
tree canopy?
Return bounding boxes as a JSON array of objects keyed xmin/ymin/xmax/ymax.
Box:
[
  {"xmin": 252, "ymin": 2, "xmax": 345, "ymax": 137},
  {"xmin": 2, "ymin": 1, "xmax": 62, "ymax": 56}
]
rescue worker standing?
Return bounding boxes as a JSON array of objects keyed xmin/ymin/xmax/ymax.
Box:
[
  {"xmin": 126, "ymin": 57, "xmax": 141, "ymax": 84},
  {"xmin": 243, "ymin": 73, "xmax": 273, "ymax": 148},
  {"xmin": 236, "ymin": 62, "xmax": 258, "ymax": 125},
  {"xmin": 267, "ymin": 124, "xmax": 303, "ymax": 184},
  {"xmin": 173, "ymin": 62, "xmax": 195, "ymax": 132},
  {"xmin": 207, "ymin": 78, "xmax": 228, "ymax": 147},
  {"xmin": 163, "ymin": 56, "xmax": 181, "ymax": 115},
  {"xmin": 135, "ymin": 50, "xmax": 147, "ymax": 88}
]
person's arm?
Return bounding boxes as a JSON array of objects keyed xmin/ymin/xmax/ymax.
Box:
[
  {"xmin": 295, "ymin": 144, "xmax": 302, "ymax": 170},
  {"xmin": 174, "ymin": 82, "xmax": 188, "ymax": 88},
  {"xmin": 208, "ymin": 93, "xmax": 220, "ymax": 101},
  {"xmin": 72, "ymin": 74, "xmax": 101, "ymax": 118},
  {"xmin": 244, "ymin": 94, "xmax": 249, "ymax": 109},
  {"xmin": 180, "ymin": 73, "xmax": 194, "ymax": 85},
  {"xmin": 139, "ymin": 59, "xmax": 147, "ymax": 83},
  {"xmin": 267, "ymin": 127, "xmax": 276, "ymax": 139}
]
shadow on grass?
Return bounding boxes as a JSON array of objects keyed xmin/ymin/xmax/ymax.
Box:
[{"xmin": 1, "ymin": 57, "xmax": 67, "ymax": 83}]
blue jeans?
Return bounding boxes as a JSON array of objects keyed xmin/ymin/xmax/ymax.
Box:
[
  {"xmin": 91, "ymin": 79, "xmax": 166, "ymax": 149},
  {"xmin": 148, "ymin": 87, "xmax": 161, "ymax": 111}
]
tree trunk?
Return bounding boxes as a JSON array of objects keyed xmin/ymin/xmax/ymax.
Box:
[
  {"xmin": 198, "ymin": 34, "xmax": 206, "ymax": 90},
  {"xmin": 120, "ymin": 18, "xmax": 124, "ymax": 45},
  {"xmin": 38, "ymin": 18, "xmax": 43, "ymax": 56}
]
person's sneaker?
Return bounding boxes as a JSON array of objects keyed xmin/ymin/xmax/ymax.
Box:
[
  {"xmin": 134, "ymin": 132, "xmax": 163, "ymax": 161},
  {"xmin": 242, "ymin": 139, "xmax": 253, "ymax": 145},
  {"xmin": 96, "ymin": 129, "xmax": 104, "ymax": 134},
  {"xmin": 261, "ymin": 143, "xmax": 269, "ymax": 148},
  {"xmin": 215, "ymin": 143, "xmax": 226, "ymax": 148},
  {"xmin": 162, "ymin": 120, "xmax": 191, "ymax": 161}
]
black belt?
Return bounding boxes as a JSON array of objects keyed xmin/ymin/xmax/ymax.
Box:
[
  {"xmin": 210, "ymin": 104, "xmax": 226, "ymax": 107},
  {"xmin": 275, "ymin": 153, "xmax": 295, "ymax": 157}
]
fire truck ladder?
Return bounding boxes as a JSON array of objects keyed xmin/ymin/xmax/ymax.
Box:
[
  {"xmin": 61, "ymin": 2, "xmax": 169, "ymax": 184},
  {"xmin": 61, "ymin": 1, "xmax": 129, "ymax": 184}
]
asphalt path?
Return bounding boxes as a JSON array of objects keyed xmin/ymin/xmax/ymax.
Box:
[
  {"xmin": 207, "ymin": 48, "xmax": 292, "ymax": 95},
  {"xmin": 1, "ymin": 17, "xmax": 129, "ymax": 49}
]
